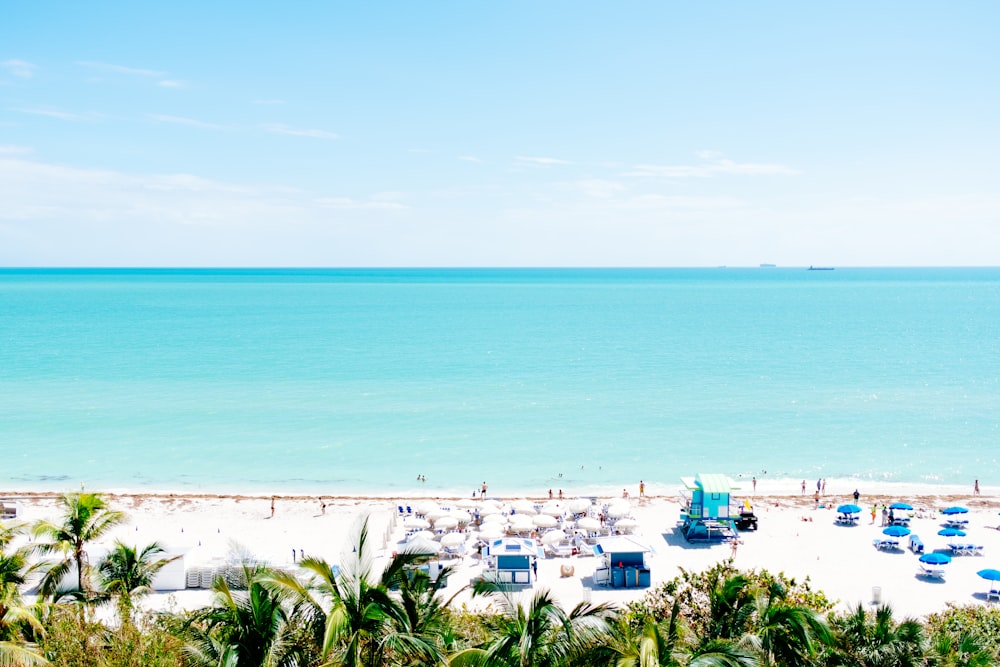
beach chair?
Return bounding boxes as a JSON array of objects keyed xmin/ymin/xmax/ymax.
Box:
[
  {"xmin": 398, "ymin": 505, "xmax": 405, "ymax": 515},
  {"xmin": 919, "ymin": 564, "xmax": 945, "ymax": 579},
  {"xmin": 0, "ymin": 503, "xmax": 16, "ymax": 520},
  {"xmin": 908, "ymin": 535, "xmax": 924, "ymax": 554},
  {"xmin": 987, "ymin": 586, "xmax": 1000, "ymax": 602},
  {"xmin": 873, "ymin": 539, "xmax": 897, "ymax": 551}
]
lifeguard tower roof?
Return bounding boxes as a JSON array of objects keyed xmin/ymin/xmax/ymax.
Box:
[{"xmin": 680, "ymin": 473, "xmax": 739, "ymax": 493}]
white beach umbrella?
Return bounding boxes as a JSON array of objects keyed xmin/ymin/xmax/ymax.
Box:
[
  {"xmin": 440, "ymin": 532, "xmax": 466, "ymax": 547},
  {"xmin": 482, "ymin": 513, "xmax": 508, "ymax": 525},
  {"xmin": 540, "ymin": 501, "xmax": 566, "ymax": 516},
  {"xmin": 481, "ymin": 499, "xmax": 502, "ymax": 511},
  {"xmin": 533, "ymin": 514, "xmax": 558, "ymax": 528},
  {"xmin": 510, "ymin": 514, "xmax": 535, "ymax": 530},
  {"xmin": 478, "ymin": 524, "xmax": 505, "ymax": 540},
  {"xmin": 511, "ymin": 500, "xmax": 538, "ymax": 514},
  {"xmin": 407, "ymin": 530, "xmax": 435, "ymax": 542},
  {"xmin": 404, "ymin": 537, "xmax": 440, "ymax": 555},
  {"xmin": 615, "ymin": 518, "xmax": 639, "ymax": 533},
  {"xmin": 478, "ymin": 504, "xmax": 502, "ymax": 516},
  {"xmin": 450, "ymin": 510, "xmax": 473, "ymax": 524},
  {"xmin": 568, "ymin": 498, "xmax": 592, "ymax": 513},
  {"xmin": 541, "ymin": 529, "xmax": 568, "ymax": 545},
  {"xmin": 606, "ymin": 503, "xmax": 631, "ymax": 518},
  {"xmin": 415, "ymin": 501, "xmax": 439, "ymax": 516},
  {"xmin": 425, "ymin": 508, "xmax": 449, "ymax": 521},
  {"xmin": 576, "ymin": 517, "xmax": 600, "ymax": 531},
  {"xmin": 456, "ymin": 498, "xmax": 480, "ymax": 509},
  {"xmin": 404, "ymin": 517, "xmax": 430, "ymax": 529},
  {"xmin": 434, "ymin": 516, "xmax": 459, "ymax": 530}
]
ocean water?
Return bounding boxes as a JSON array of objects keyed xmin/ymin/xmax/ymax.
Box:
[{"xmin": 1, "ymin": 267, "xmax": 998, "ymax": 497}]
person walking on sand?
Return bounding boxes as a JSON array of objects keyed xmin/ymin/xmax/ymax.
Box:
[
  {"xmin": 639, "ymin": 480, "xmax": 645, "ymax": 497},
  {"xmin": 821, "ymin": 479, "xmax": 827, "ymax": 495},
  {"xmin": 974, "ymin": 479, "xmax": 980, "ymax": 496},
  {"xmin": 270, "ymin": 496, "xmax": 276, "ymax": 518},
  {"xmin": 801, "ymin": 480, "xmax": 806, "ymax": 495},
  {"xmin": 853, "ymin": 488, "xmax": 860, "ymax": 502},
  {"xmin": 870, "ymin": 505, "xmax": 877, "ymax": 524},
  {"xmin": 752, "ymin": 476, "xmax": 757, "ymax": 494},
  {"xmin": 481, "ymin": 481, "xmax": 488, "ymax": 499}
]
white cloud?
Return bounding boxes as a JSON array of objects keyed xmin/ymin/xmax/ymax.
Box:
[
  {"xmin": 262, "ymin": 123, "xmax": 338, "ymax": 139},
  {"xmin": 157, "ymin": 80, "xmax": 185, "ymax": 88},
  {"xmin": 147, "ymin": 114, "xmax": 225, "ymax": 130},
  {"xmin": 0, "ymin": 145, "xmax": 33, "ymax": 155},
  {"xmin": 315, "ymin": 196, "xmax": 406, "ymax": 210},
  {"xmin": 76, "ymin": 61, "xmax": 166, "ymax": 77},
  {"xmin": 1, "ymin": 59, "xmax": 36, "ymax": 78},
  {"xmin": 516, "ymin": 156, "xmax": 572, "ymax": 166},
  {"xmin": 626, "ymin": 155, "xmax": 798, "ymax": 179},
  {"xmin": 15, "ymin": 107, "xmax": 85, "ymax": 121}
]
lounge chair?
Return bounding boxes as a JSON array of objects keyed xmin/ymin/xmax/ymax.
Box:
[
  {"xmin": 919, "ymin": 564, "xmax": 946, "ymax": 579},
  {"xmin": 908, "ymin": 535, "xmax": 924, "ymax": 554},
  {"xmin": 873, "ymin": 539, "xmax": 898, "ymax": 551},
  {"xmin": 0, "ymin": 503, "xmax": 16, "ymax": 520},
  {"xmin": 987, "ymin": 587, "xmax": 1000, "ymax": 602}
]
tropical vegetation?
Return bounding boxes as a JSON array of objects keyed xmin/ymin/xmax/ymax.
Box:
[{"xmin": 1, "ymin": 493, "xmax": 999, "ymax": 666}]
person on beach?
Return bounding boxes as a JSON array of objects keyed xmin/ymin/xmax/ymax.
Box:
[
  {"xmin": 639, "ymin": 480, "xmax": 645, "ymax": 497},
  {"xmin": 752, "ymin": 476, "xmax": 757, "ymax": 494},
  {"xmin": 548, "ymin": 489, "xmax": 553, "ymax": 499},
  {"xmin": 816, "ymin": 479, "xmax": 821, "ymax": 493},
  {"xmin": 814, "ymin": 490, "xmax": 820, "ymax": 508},
  {"xmin": 532, "ymin": 558, "xmax": 538, "ymax": 579},
  {"xmin": 821, "ymin": 479, "xmax": 826, "ymax": 495},
  {"xmin": 870, "ymin": 505, "xmax": 877, "ymax": 524},
  {"xmin": 320, "ymin": 499, "xmax": 326, "ymax": 515},
  {"xmin": 270, "ymin": 496, "xmax": 275, "ymax": 518},
  {"xmin": 974, "ymin": 479, "xmax": 980, "ymax": 495},
  {"xmin": 481, "ymin": 482, "xmax": 488, "ymax": 499},
  {"xmin": 558, "ymin": 489, "xmax": 563, "ymax": 499},
  {"xmin": 853, "ymin": 489, "xmax": 860, "ymax": 502},
  {"xmin": 881, "ymin": 506, "xmax": 888, "ymax": 526}
]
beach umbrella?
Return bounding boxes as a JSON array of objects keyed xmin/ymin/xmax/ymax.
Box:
[
  {"xmin": 455, "ymin": 498, "xmax": 480, "ymax": 509},
  {"xmin": 942, "ymin": 506, "xmax": 969, "ymax": 515},
  {"xmin": 883, "ymin": 525, "xmax": 911, "ymax": 537},
  {"xmin": 407, "ymin": 530, "xmax": 435, "ymax": 542},
  {"xmin": 919, "ymin": 552, "xmax": 952, "ymax": 565},
  {"xmin": 616, "ymin": 517, "xmax": 639, "ymax": 529},
  {"xmin": 435, "ymin": 516, "xmax": 459, "ymax": 530},
  {"xmin": 889, "ymin": 502, "xmax": 913, "ymax": 511},
  {"xmin": 837, "ymin": 504, "xmax": 862, "ymax": 514},
  {"xmin": 425, "ymin": 508, "xmax": 449, "ymax": 521},
  {"xmin": 938, "ymin": 527, "xmax": 967, "ymax": 537},
  {"xmin": 415, "ymin": 501, "xmax": 439, "ymax": 516},
  {"xmin": 440, "ymin": 532, "xmax": 466, "ymax": 547},
  {"xmin": 450, "ymin": 510, "xmax": 473, "ymax": 524},
  {"xmin": 540, "ymin": 501, "xmax": 566, "ymax": 516},
  {"xmin": 482, "ymin": 513, "xmax": 507, "ymax": 525},
  {"xmin": 404, "ymin": 517, "xmax": 430, "ymax": 529},
  {"xmin": 478, "ymin": 524, "xmax": 505, "ymax": 540},
  {"xmin": 606, "ymin": 503, "xmax": 631, "ymax": 518},
  {"xmin": 511, "ymin": 500, "xmax": 537, "ymax": 514},
  {"xmin": 510, "ymin": 514, "xmax": 534, "ymax": 530},
  {"xmin": 541, "ymin": 529, "xmax": 568, "ymax": 545},
  {"xmin": 404, "ymin": 537, "xmax": 440, "ymax": 555},
  {"xmin": 577, "ymin": 517, "xmax": 600, "ymax": 531},
  {"xmin": 478, "ymin": 504, "xmax": 502, "ymax": 516},
  {"xmin": 568, "ymin": 498, "xmax": 592, "ymax": 513},
  {"xmin": 533, "ymin": 514, "xmax": 558, "ymax": 528},
  {"xmin": 976, "ymin": 569, "xmax": 1000, "ymax": 581}
]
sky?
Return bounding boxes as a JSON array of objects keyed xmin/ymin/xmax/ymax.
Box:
[{"xmin": 2, "ymin": 2, "xmax": 998, "ymax": 267}]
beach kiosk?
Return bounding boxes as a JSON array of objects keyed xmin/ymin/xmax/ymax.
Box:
[
  {"xmin": 679, "ymin": 473, "xmax": 738, "ymax": 542},
  {"xmin": 484, "ymin": 537, "xmax": 542, "ymax": 585},
  {"xmin": 593, "ymin": 536, "xmax": 651, "ymax": 588}
]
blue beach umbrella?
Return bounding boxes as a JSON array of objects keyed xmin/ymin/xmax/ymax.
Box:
[
  {"xmin": 942, "ymin": 506, "xmax": 968, "ymax": 515},
  {"xmin": 920, "ymin": 552, "xmax": 952, "ymax": 565},
  {"xmin": 889, "ymin": 502, "xmax": 913, "ymax": 511},
  {"xmin": 938, "ymin": 527, "xmax": 967, "ymax": 537},
  {"xmin": 883, "ymin": 525, "xmax": 911, "ymax": 537},
  {"xmin": 977, "ymin": 569, "xmax": 1000, "ymax": 581},
  {"xmin": 837, "ymin": 504, "xmax": 862, "ymax": 514}
]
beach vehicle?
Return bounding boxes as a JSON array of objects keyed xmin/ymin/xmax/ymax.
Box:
[{"xmin": 735, "ymin": 509, "xmax": 758, "ymax": 531}]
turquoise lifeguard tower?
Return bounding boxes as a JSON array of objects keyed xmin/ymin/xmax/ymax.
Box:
[{"xmin": 679, "ymin": 473, "xmax": 738, "ymax": 541}]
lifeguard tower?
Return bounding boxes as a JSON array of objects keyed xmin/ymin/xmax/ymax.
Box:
[
  {"xmin": 679, "ymin": 473, "xmax": 738, "ymax": 542},
  {"xmin": 483, "ymin": 538, "xmax": 542, "ymax": 586}
]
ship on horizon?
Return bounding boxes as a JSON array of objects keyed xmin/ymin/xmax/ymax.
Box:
[{"xmin": 808, "ymin": 265, "xmax": 835, "ymax": 271}]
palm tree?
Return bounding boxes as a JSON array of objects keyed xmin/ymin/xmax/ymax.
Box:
[
  {"xmin": 827, "ymin": 603, "xmax": 926, "ymax": 667},
  {"xmin": 0, "ymin": 523, "xmax": 47, "ymax": 666},
  {"xmin": 452, "ymin": 582, "xmax": 614, "ymax": 667},
  {"xmin": 740, "ymin": 581, "xmax": 831, "ymax": 667},
  {"xmin": 264, "ymin": 518, "xmax": 450, "ymax": 666},
  {"xmin": 32, "ymin": 490, "xmax": 125, "ymax": 598},
  {"xmin": 185, "ymin": 564, "xmax": 290, "ymax": 667},
  {"xmin": 97, "ymin": 540, "xmax": 178, "ymax": 624},
  {"xmin": 927, "ymin": 631, "xmax": 995, "ymax": 667}
]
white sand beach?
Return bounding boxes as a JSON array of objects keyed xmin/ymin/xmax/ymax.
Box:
[{"xmin": 5, "ymin": 484, "xmax": 1000, "ymax": 619}]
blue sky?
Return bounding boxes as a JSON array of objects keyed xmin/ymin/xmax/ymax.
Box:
[{"xmin": 2, "ymin": 2, "xmax": 998, "ymax": 266}]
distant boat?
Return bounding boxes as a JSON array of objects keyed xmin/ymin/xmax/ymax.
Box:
[
  {"xmin": 808, "ymin": 266, "xmax": 834, "ymax": 271},
  {"xmin": 759, "ymin": 263, "xmax": 776, "ymax": 268}
]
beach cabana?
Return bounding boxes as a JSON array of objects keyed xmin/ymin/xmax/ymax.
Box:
[
  {"xmin": 593, "ymin": 536, "xmax": 651, "ymax": 588},
  {"xmin": 484, "ymin": 537, "xmax": 542, "ymax": 585},
  {"xmin": 679, "ymin": 473, "xmax": 739, "ymax": 542}
]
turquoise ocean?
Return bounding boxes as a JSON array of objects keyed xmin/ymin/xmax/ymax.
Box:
[{"xmin": 1, "ymin": 268, "xmax": 998, "ymax": 497}]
